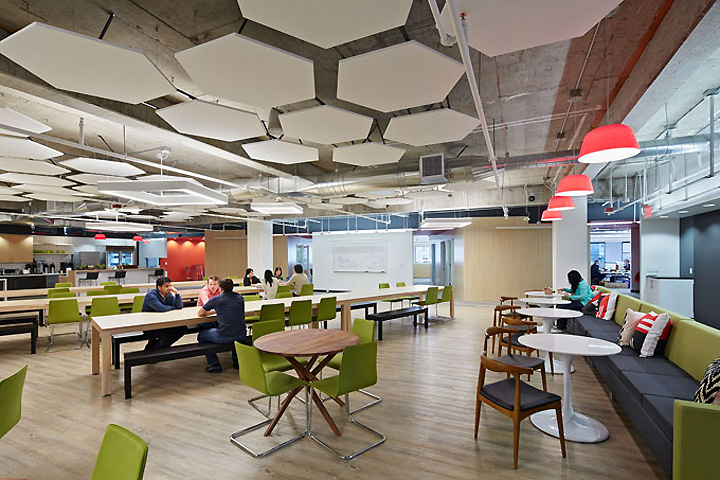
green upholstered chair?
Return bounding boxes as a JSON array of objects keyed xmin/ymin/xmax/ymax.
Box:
[
  {"xmin": 104, "ymin": 285, "xmax": 123, "ymax": 295},
  {"xmin": 299, "ymin": 283, "xmax": 314, "ymax": 296},
  {"xmin": 311, "ymin": 342, "xmax": 385, "ymax": 460},
  {"xmin": 47, "ymin": 287, "xmax": 70, "ymax": 298},
  {"xmin": 247, "ymin": 319, "xmax": 294, "ymax": 417},
  {"xmin": 87, "ymin": 289, "xmax": 108, "ymax": 296},
  {"xmin": 260, "ymin": 303, "xmax": 286, "ymax": 322},
  {"xmin": 379, "ymin": 282, "xmax": 403, "ymax": 310},
  {"xmin": 674, "ymin": 400, "xmax": 720, "ymax": 480},
  {"xmin": 438, "ymin": 285, "xmax": 453, "ymax": 317},
  {"xmin": 131, "ymin": 296, "xmax": 145, "ymax": 313},
  {"xmin": 230, "ymin": 343, "xmax": 307, "ymax": 458},
  {"xmin": 276, "ymin": 291, "xmax": 293, "ymax": 299},
  {"xmin": 243, "ymin": 294, "xmax": 262, "ymax": 323},
  {"xmin": 91, "ymin": 296, "xmax": 120, "ymax": 318},
  {"xmin": 91, "ymin": 424, "xmax": 148, "ymax": 480},
  {"xmin": 287, "ymin": 299, "xmax": 312, "ymax": 328},
  {"xmin": 313, "ymin": 296, "xmax": 336, "ymax": 328},
  {"xmin": 101, "ymin": 281, "xmax": 117, "ymax": 287},
  {"xmin": 0, "ymin": 364, "xmax": 27, "ymax": 440},
  {"xmin": 395, "ymin": 281, "xmax": 419, "ymax": 306},
  {"xmin": 120, "ymin": 287, "xmax": 140, "ymax": 294},
  {"xmin": 413, "ymin": 286, "xmax": 439, "ymax": 317},
  {"xmin": 326, "ymin": 318, "xmax": 381, "ymax": 413},
  {"xmin": 49, "ymin": 291, "xmax": 75, "ymax": 299},
  {"xmin": 54, "ymin": 282, "xmax": 72, "ymax": 288},
  {"xmin": 47, "ymin": 298, "xmax": 86, "ymax": 351},
  {"xmin": 276, "ymin": 285, "xmax": 291, "ymax": 295},
  {"xmin": 229, "ymin": 275, "xmax": 239, "ymax": 280}
]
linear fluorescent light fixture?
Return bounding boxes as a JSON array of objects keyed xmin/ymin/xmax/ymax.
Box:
[
  {"xmin": 86, "ymin": 221, "xmax": 154, "ymax": 232},
  {"xmin": 251, "ymin": 202, "xmax": 303, "ymax": 215},
  {"xmin": 419, "ymin": 218, "xmax": 471, "ymax": 230},
  {"xmin": 97, "ymin": 178, "xmax": 227, "ymax": 206}
]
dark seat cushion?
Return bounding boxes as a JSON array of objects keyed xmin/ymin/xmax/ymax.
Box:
[
  {"xmin": 642, "ymin": 394, "xmax": 676, "ymax": 440},
  {"xmin": 620, "ymin": 371, "xmax": 698, "ymax": 401},
  {"xmin": 496, "ymin": 354, "xmax": 544, "ymax": 370},
  {"xmin": 607, "ymin": 354, "xmax": 689, "ymax": 378},
  {"xmin": 579, "ymin": 316, "xmax": 620, "ymax": 333},
  {"xmin": 584, "ymin": 329, "xmax": 620, "ymax": 344},
  {"xmin": 480, "ymin": 378, "xmax": 560, "ymax": 411}
]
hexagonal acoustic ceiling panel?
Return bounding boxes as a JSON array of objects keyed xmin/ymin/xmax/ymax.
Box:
[
  {"xmin": 0, "ymin": 22, "xmax": 175, "ymax": 104},
  {"xmin": 156, "ymin": 100, "xmax": 266, "ymax": 142},
  {"xmin": 67, "ymin": 174, "xmax": 125, "ymax": 185},
  {"xmin": 0, "ymin": 136, "xmax": 63, "ymax": 160},
  {"xmin": 384, "ymin": 109, "xmax": 480, "ymax": 146},
  {"xmin": 0, "ymin": 158, "xmax": 69, "ymax": 175},
  {"xmin": 11, "ymin": 184, "xmax": 91, "ymax": 196},
  {"xmin": 279, "ymin": 106, "xmax": 373, "ymax": 145},
  {"xmin": 439, "ymin": 0, "xmax": 622, "ymax": 57},
  {"xmin": 242, "ymin": 140, "xmax": 318, "ymax": 164},
  {"xmin": 60, "ymin": 158, "xmax": 146, "ymax": 177},
  {"xmin": 337, "ymin": 41, "xmax": 464, "ymax": 112},
  {"xmin": 0, "ymin": 108, "xmax": 51, "ymax": 137},
  {"xmin": 0, "ymin": 195, "xmax": 31, "ymax": 203},
  {"xmin": 176, "ymin": 34, "xmax": 315, "ymax": 109},
  {"xmin": 0, "ymin": 173, "xmax": 73, "ymax": 187},
  {"xmin": 333, "ymin": 142, "xmax": 406, "ymax": 166},
  {"xmin": 237, "ymin": 0, "xmax": 413, "ymax": 49}
]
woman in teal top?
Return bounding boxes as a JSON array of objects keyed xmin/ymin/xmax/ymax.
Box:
[{"xmin": 555, "ymin": 270, "xmax": 593, "ymax": 330}]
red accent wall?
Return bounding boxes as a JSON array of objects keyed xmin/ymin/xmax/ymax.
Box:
[{"xmin": 165, "ymin": 237, "xmax": 205, "ymax": 281}]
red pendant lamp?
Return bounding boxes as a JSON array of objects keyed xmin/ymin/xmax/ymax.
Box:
[
  {"xmin": 143, "ymin": 239, "xmax": 150, "ymax": 244},
  {"xmin": 94, "ymin": 233, "xmax": 106, "ymax": 240},
  {"xmin": 547, "ymin": 196, "xmax": 575, "ymax": 211},
  {"xmin": 541, "ymin": 209, "xmax": 563, "ymax": 222},
  {"xmin": 132, "ymin": 235, "xmax": 143, "ymax": 242},
  {"xmin": 556, "ymin": 174, "xmax": 594, "ymax": 196},
  {"xmin": 578, "ymin": 124, "xmax": 640, "ymax": 163}
]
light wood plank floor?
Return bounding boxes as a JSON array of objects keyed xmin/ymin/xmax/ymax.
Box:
[{"xmin": 0, "ymin": 303, "xmax": 667, "ymax": 479}]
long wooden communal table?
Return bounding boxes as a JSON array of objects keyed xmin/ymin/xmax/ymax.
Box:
[
  {"xmin": 1, "ymin": 282, "xmax": 261, "ymax": 299},
  {"xmin": 91, "ymin": 285, "xmax": 449, "ymax": 396}
]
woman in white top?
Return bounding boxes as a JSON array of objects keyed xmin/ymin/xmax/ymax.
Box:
[{"xmin": 262, "ymin": 269, "xmax": 278, "ymax": 299}]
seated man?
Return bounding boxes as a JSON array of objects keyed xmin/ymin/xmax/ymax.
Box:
[
  {"xmin": 287, "ymin": 263, "xmax": 309, "ymax": 296},
  {"xmin": 196, "ymin": 278, "xmax": 247, "ymax": 373},
  {"xmin": 142, "ymin": 276, "xmax": 186, "ymax": 350}
]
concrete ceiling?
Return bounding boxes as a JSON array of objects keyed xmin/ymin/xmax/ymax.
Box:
[{"xmin": 0, "ymin": 0, "xmax": 712, "ymax": 226}]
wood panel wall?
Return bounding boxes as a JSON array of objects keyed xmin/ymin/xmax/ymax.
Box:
[
  {"xmin": 0, "ymin": 234, "xmax": 33, "ymax": 263},
  {"xmin": 461, "ymin": 218, "xmax": 552, "ymax": 302},
  {"xmin": 272, "ymin": 236, "xmax": 288, "ymax": 276},
  {"xmin": 204, "ymin": 230, "xmax": 247, "ymax": 279}
]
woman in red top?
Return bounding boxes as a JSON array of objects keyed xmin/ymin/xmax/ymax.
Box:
[{"xmin": 197, "ymin": 275, "xmax": 221, "ymax": 307}]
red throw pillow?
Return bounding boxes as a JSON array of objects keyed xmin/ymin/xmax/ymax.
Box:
[
  {"xmin": 589, "ymin": 291, "xmax": 603, "ymax": 305},
  {"xmin": 595, "ymin": 291, "xmax": 617, "ymax": 320},
  {"xmin": 630, "ymin": 312, "xmax": 672, "ymax": 357}
]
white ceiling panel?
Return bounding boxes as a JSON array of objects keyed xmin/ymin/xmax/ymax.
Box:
[
  {"xmin": 337, "ymin": 41, "xmax": 464, "ymax": 112},
  {"xmin": 237, "ymin": 0, "xmax": 413, "ymax": 49},
  {"xmin": 373, "ymin": 197, "xmax": 413, "ymax": 206},
  {"xmin": 0, "ymin": 172, "xmax": 73, "ymax": 187},
  {"xmin": 279, "ymin": 105, "xmax": 372, "ymax": 145},
  {"xmin": 242, "ymin": 140, "xmax": 318, "ymax": 164},
  {"xmin": 308, "ymin": 202, "xmax": 344, "ymax": 210},
  {"xmin": 0, "ymin": 158, "xmax": 69, "ymax": 175},
  {"xmin": 330, "ymin": 197, "xmax": 368, "ymax": 205},
  {"xmin": 156, "ymin": 100, "xmax": 266, "ymax": 142},
  {"xmin": 11, "ymin": 184, "xmax": 91, "ymax": 196},
  {"xmin": 67, "ymin": 174, "xmax": 125, "ymax": 185},
  {"xmin": 0, "ymin": 195, "xmax": 31, "ymax": 203},
  {"xmin": 24, "ymin": 193, "xmax": 83, "ymax": 203},
  {"xmin": 384, "ymin": 109, "xmax": 480, "ymax": 146},
  {"xmin": 333, "ymin": 142, "xmax": 405, "ymax": 166},
  {"xmin": 0, "ymin": 107, "xmax": 51, "ymax": 137},
  {"xmin": 176, "ymin": 34, "xmax": 315, "ymax": 108},
  {"xmin": 0, "ymin": 136, "xmax": 63, "ymax": 159},
  {"xmin": 439, "ymin": 0, "xmax": 622, "ymax": 57},
  {"xmin": 73, "ymin": 185, "xmax": 101, "ymax": 195},
  {"xmin": 0, "ymin": 22, "xmax": 175, "ymax": 104},
  {"xmin": 61, "ymin": 157, "xmax": 145, "ymax": 177}
]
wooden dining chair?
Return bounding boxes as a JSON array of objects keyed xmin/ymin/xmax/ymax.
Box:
[
  {"xmin": 499, "ymin": 296, "xmax": 518, "ymax": 305},
  {"xmin": 474, "ymin": 354, "xmax": 566, "ymax": 469},
  {"xmin": 492, "ymin": 305, "xmax": 521, "ymax": 353},
  {"xmin": 484, "ymin": 327, "xmax": 547, "ymax": 388}
]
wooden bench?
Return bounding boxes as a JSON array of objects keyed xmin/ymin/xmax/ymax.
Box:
[
  {"xmin": 123, "ymin": 342, "xmax": 236, "ymax": 399},
  {"xmin": 0, "ymin": 314, "xmax": 39, "ymax": 354},
  {"xmin": 112, "ymin": 325, "xmax": 205, "ymax": 369},
  {"xmin": 366, "ymin": 306, "xmax": 428, "ymax": 341}
]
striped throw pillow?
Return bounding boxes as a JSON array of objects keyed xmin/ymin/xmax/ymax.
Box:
[
  {"xmin": 630, "ymin": 312, "xmax": 671, "ymax": 357},
  {"xmin": 694, "ymin": 359, "xmax": 720, "ymax": 405}
]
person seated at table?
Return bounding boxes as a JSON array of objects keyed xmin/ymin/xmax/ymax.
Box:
[
  {"xmin": 197, "ymin": 275, "xmax": 221, "ymax": 307},
  {"xmin": 196, "ymin": 278, "xmax": 247, "ymax": 373},
  {"xmin": 623, "ymin": 259, "xmax": 631, "ymax": 271},
  {"xmin": 262, "ymin": 269, "xmax": 278, "ymax": 299},
  {"xmin": 590, "ymin": 259, "xmax": 605, "ymax": 285},
  {"xmin": 142, "ymin": 276, "xmax": 186, "ymax": 350},
  {"xmin": 274, "ymin": 266, "xmax": 284, "ymax": 281},
  {"xmin": 555, "ymin": 269, "xmax": 593, "ymax": 331},
  {"xmin": 243, "ymin": 268, "xmax": 261, "ymax": 286},
  {"xmin": 287, "ymin": 264, "xmax": 309, "ymax": 296}
]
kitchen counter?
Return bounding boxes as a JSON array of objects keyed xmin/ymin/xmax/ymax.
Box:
[
  {"xmin": 68, "ymin": 268, "xmax": 158, "ymax": 286},
  {"xmin": 0, "ymin": 273, "xmax": 60, "ymax": 290}
]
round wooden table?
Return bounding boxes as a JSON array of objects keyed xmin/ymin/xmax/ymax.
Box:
[{"xmin": 254, "ymin": 329, "xmax": 359, "ymax": 437}]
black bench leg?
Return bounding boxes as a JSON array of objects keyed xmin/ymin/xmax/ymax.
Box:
[
  {"xmin": 373, "ymin": 304, "xmax": 377, "ymax": 315},
  {"xmin": 31, "ymin": 321, "xmax": 37, "ymax": 354},
  {"xmin": 323, "ymin": 321, "xmax": 328, "ymax": 329},
  {"xmin": 124, "ymin": 365, "xmax": 132, "ymax": 399},
  {"xmin": 413, "ymin": 313, "xmax": 417, "ymax": 326},
  {"xmin": 113, "ymin": 338, "xmax": 121, "ymax": 370},
  {"xmin": 377, "ymin": 321, "xmax": 383, "ymax": 341},
  {"xmin": 425, "ymin": 311, "xmax": 429, "ymax": 329}
]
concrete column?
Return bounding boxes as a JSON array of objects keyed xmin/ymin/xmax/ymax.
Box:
[
  {"xmin": 639, "ymin": 218, "xmax": 679, "ymax": 300},
  {"xmin": 552, "ymin": 196, "xmax": 589, "ymax": 289},
  {"xmin": 247, "ymin": 221, "xmax": 274, "ymax": 276}
]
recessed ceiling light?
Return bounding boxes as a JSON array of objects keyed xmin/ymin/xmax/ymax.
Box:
[
  {"xmin": 97, "ymin": 178, "xmax": 228, "ymax": 206},
  {"xmin": 251, "ymin": 202, "xmax": 303, "ymax": 215},
  {"xmin": 85, "ymin": 221, "xmax": 154, "ymax": 232},
  {"xmin": 420, "ymin": 218, "xmax": 472, "ymax": 230},
  {"xmin": 703, "ymin": 203, "xmax": 715, "ymax": 208},
  {"xmin": 678, "ymin": 210, "xmax": 689, "ymax": 214}
]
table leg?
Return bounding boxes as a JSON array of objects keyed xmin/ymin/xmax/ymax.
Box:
[
  {"xmin": 264, "ymin": 385, "xmax": 304, "ymax": 436},
  {"xmin": 340, "ymin": 302, "xmax": 351, "ymax": 332},
  {"xmin": 101, "ymin": 332, "xmax": 112, "ymax": 395},
  {"xmin": 539, "ymin": 317, "xmax": 574, "ymax": 374},
  {"xmin": 531, "ymin": 353, "xmax": 610, "ymax": 443},
  {"xmin": 91, "ymin": 324, "xmax": 100, "ymax": 375},
  {"xmin": 449, "ymin": 290, "xmax": 455, "ymax": 318}
]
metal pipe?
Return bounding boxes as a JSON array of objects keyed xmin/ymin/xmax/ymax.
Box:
[
  {"xmin": 708, "ymin": 91, "xmax": 715, "ymax": 177},
  {"xmin": 78, "ymin": 118, "xmax": 85, "ymax": 146},
  {"xmin": 426, "ymin": 0, "xmax": 456, "ymax": 46}
]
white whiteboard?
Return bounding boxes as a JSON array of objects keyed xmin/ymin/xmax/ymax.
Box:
[{"xmin": 333, "ymin": 240, "xmax": 387, "ymax": 272}]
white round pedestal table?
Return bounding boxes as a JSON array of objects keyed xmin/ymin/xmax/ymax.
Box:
[
  {"xmin": 524, "ymin": 290, "xmax": 561, "ymax": 298},
  {"xmin": 518, "ymin": 334, "xmax": 621, "ymax": 443},
  {"xmin": 518, "ymin": 297, "xmax": 571, "ymax": 307},
  {"xmin": 516, "ymin": 307, "xmax": 582, "ymax": 374}
]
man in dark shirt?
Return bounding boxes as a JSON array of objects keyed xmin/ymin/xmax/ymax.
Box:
[
  {"xmin": 142, "ymin": 276, "xmax": 187, "ymax": 350},
  {"xmin": 196, "ymin": 277, "xmax": 247, "ymax": 373}
]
